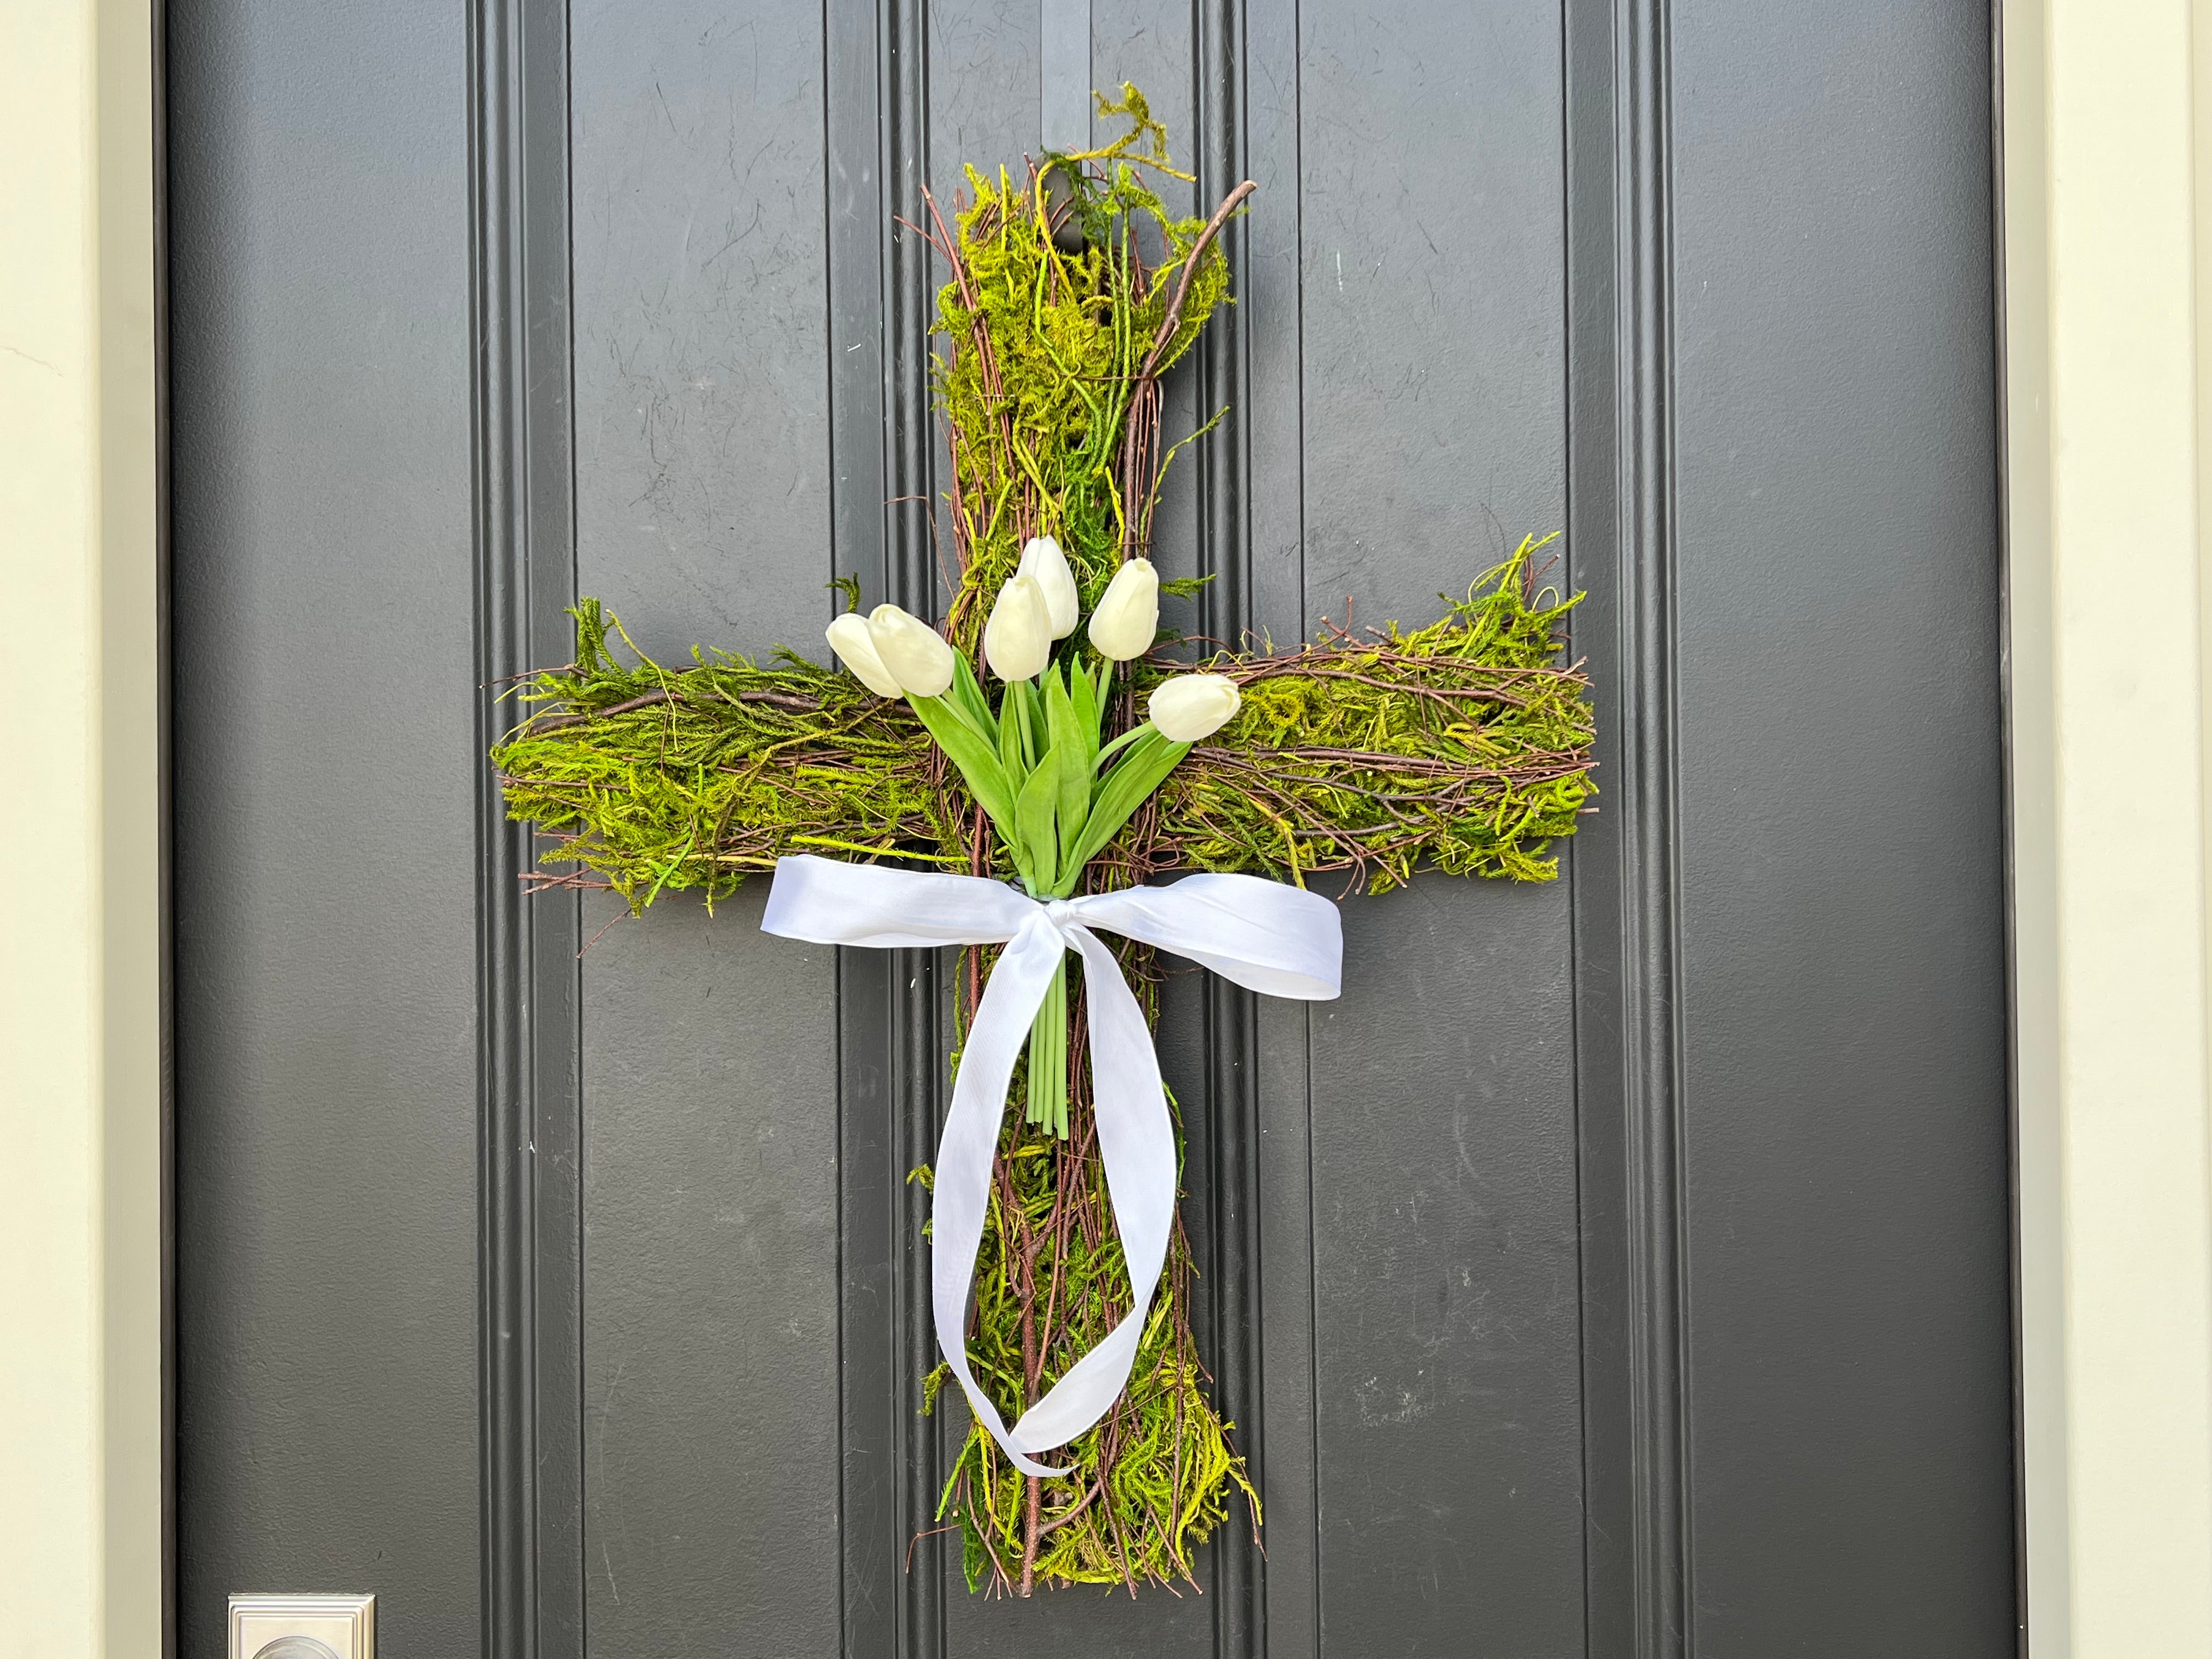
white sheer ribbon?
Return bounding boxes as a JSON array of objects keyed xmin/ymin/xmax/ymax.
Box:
[{"xmin": 761, "ymin": 853, "xmax": 1342, "ymax": 1477}]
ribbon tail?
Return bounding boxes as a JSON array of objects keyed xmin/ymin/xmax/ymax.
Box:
[
  {"xmin": 1003, "ymin": 924, "xmax": 1177, "ymax": 1456},
  {"xmin": 928, "ymin": 912, "xmax": 1071, "ymax": 1480}
]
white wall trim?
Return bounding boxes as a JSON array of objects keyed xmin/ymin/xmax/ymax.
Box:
[
  {"xmin": 0, "ymin": 1, "xmax": 164, "ymax": 1654},
  {"xmin": 2006, "ymin": 1, "xmax": 2212, "ymax": 1653}
]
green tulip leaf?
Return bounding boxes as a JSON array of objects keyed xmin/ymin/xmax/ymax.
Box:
[
  {"xmin": 1068, "ymin": 656, "xmax": 1099, "ymax": 763},
  {"xmin": 1042, "ymin": 668, "xmax": 1094, "ymax": 871},
  {"xmin": 947, "ymin": 654, "xmax": 998, "ymax": 742},
  {"xmin": 1066, "ymin": 727, "xmax": 1189, "ymax": 871},
  {"xmin": 910, "ymin": 693, "xmax": 1018, "ymax": 847},
  {"xmin": 1016, "ymin": 740, "xmax": 1065, "ymax": 893}
]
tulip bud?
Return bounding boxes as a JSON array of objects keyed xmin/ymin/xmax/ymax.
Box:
[
  {"xmin": 1017, "ymin": 535, "xmax": 1080, "ymax": 639},
  {"xmin": 1087, "ymin": 557, "xmax": 1159, "ymax": 662},
  {"xmin": 825, "ymin": 612, "xmax": 904, "ymax": 698},
  {"xmin": 1147, "ymin": 673, "xmax": 1241, "ymax": 743},
  {"xmin": 866, "ymin": 603, "xmax": 957, "ymax": 697},
  {"xmin": 983, "ymin": 573, "xmax": 1053, "ymax": 682}
]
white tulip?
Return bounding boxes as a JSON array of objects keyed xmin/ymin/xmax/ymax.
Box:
[
  {"xmin": 1017, "ymin": 535, "xmax": 1080, "ymax": 639},
  {"xmin": 983, "ymin": 573, "xmax": 1053, "ymax": 682},
  {"xmin": 865, "ymin": 603, "xmax": 957, "ymax": 697},
  {"xmin": 1147, "ymin": 673, "xmax": 1242, "ymax": 743},
  {"xmin": 1087, "ymin": 557, "xmax": 1160, "ymax": 661},
  {"xmin": 825, "ymin": 612, "xmax": 904, "ymax": 698}
]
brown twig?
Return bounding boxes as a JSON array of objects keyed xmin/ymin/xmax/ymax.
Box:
[
  {"xmin": 1020, "ymin": 1472, "xmax": 1042, "ymax": 1597},
  {"xmin": 1114, "ymin": 180, "xmax": 1256, "ymax": 562},
  {"xmin": 1138, "ymin": 179, "xmax": 1258, "ymax": 378},
  {"xmin": 1031, "ymin": 1471, "xmax": 1108, "ymax": 1541}
]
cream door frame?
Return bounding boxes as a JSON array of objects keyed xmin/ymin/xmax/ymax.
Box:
[
  {"xmin": 0, "ymin": 1, "xmax": 165, "ymax": 1656},
  {"xmin": 2004, "ymin": 1, "xmax": 2212, "ymax": 1655}
]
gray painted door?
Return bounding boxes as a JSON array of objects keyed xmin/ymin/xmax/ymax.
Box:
[{"xmin": 171, "ymin": 2, "xmax": 2015, "ymax": 1656}]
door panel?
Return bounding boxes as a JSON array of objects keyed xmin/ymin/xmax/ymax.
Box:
[
  {"xmin": 171, "ymin": 2, "xmax": 2016, "ymax": 1656},
  {"xmin": 1671, "ymin": 5, "xmax": 2014, "ymax": 1651},
  {"xmin": 170, "ymin": 1, "xmax": 481, "ymax": 1654},
  {"xmin": 1294, "ymin": 13, "xmax": 1581, "ymax": 1649},
  {"xmin": 568, "ymin": 4, "xmax": 845, "ymax": 1651}
]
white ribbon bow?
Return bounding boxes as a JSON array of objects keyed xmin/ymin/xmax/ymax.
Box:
[{"xmin": 761, "ymin": 853, "xmax": 1342, "ymax": 1476}]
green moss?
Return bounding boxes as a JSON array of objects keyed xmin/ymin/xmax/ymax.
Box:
[
  {"xmin": 1157, "ymin": 536, "xmax": 1595, "ymax": 891},
  {"xmin": 491, "ymin": 598, "xmax": 957, "ymax": 912},
  {"xmin": 928, "ymin": 89, "xmax": 1235, "ymax": 657}
]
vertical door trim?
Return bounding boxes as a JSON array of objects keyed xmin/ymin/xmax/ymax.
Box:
[
  {"xmin": 1567, "ymin": 1, "xmax": 1690, "ymax": 1655},
  {"xmin": 881, "ymin": 1, "xmax": 946, "ymax": 1649},
  {"xmin": 829, "ymin": 1, "xmax": 945, "ymax": 1652},
  {"xmin": 470, "ymin": 1, "xmax": 584, "ymax": 1654},
  {"xmin": 155, "ymin": 1, "xmax": 178, "ymax": 1648},
  {"xmin": 1192, "ymin": 2, "xmax": 1268, "ymax": 1654},
  {"xmin": 1610, "ymin": 3, "xmax": 1690, "ymax": 1648},
  {"xmin": 1990, "ymin": 7, "xmax": 2038, "ymax": 1653}
]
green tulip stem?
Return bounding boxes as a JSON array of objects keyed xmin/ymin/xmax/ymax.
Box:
[
  {"xmin": 1025, "ymin": 955, "xmax": 1069, "ymax": 1138},
  {"xmin": 1093, "ymin": 720, "xmax": 1150, "ymax": 769}
]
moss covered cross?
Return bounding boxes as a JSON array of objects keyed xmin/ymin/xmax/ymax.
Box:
[{"xmin": 492, "ymin": 91, "xmax": 1594, "ymax": 1601}]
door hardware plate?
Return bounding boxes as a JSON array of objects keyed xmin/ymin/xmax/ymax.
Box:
[{"xmin": 227, "ymin": 1593, "xmax": 375, "ymax": 1659}]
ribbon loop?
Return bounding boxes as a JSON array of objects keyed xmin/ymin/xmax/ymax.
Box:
[{"xmin": 761, "ymin": 853, "xmax": 1341, "ymax": 1476}]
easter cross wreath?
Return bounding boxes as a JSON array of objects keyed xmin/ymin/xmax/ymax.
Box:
[{"xmin": 493, "ymin": 89, "xmax": 1596, "ymax": 1600}]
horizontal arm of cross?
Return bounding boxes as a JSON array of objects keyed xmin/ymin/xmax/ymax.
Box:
[{"xmin": 494, "ymin": 546, "xmax": 1595, "ymax": 916}]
